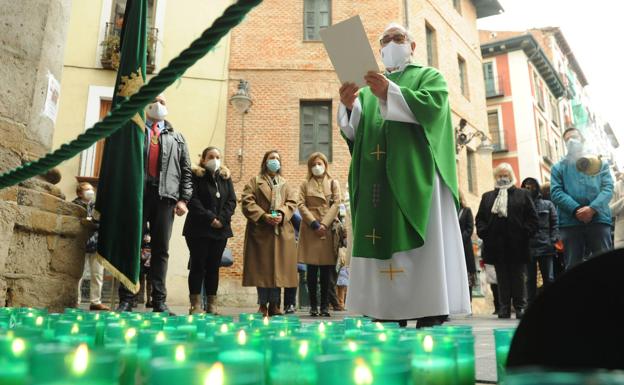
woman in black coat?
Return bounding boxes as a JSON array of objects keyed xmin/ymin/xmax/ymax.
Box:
[
  {"xmin": 458, "ymin": 191, "xmax": 477, "ymax": 301},
  {"xmin": 183, "ymin": 147, "xmax": 237, "ymax": 314},
  {"xmin": 476, "ymin": 163, "xmax": 538, "ymax": 319}
]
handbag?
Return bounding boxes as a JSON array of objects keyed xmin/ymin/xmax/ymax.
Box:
[{"xmin": 220, "ymin": 247, "xmax": 234, "ymax": 267}]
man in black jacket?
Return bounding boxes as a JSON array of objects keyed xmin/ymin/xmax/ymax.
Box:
[
  {"xmin": 117, "ymin": 94, "xmax": 193, "ymax": 314},
  {"xmin": 521, "ymin": 177, "xmax": 559, "ymax": 302}
]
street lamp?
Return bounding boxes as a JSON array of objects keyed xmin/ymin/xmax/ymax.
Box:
[
  {"xmin": 230, "ymin": 80, "xmax": 252, "ymax": 114},
  {"xmin": 455, "ymin": 118, "xmax": 494, "ymax": 155}
]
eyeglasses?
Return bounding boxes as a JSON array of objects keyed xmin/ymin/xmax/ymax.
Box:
[{"xmin": 380, "ymin": 33, "xmax": 407, "ymax": 46}]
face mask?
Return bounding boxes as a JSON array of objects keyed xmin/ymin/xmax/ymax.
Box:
[
  {"xmin": 311, "ymin": 164, "xmax": 325, "ymax": 177},
  {"xmin": 381, "ymin": 42, "xmax": 412, "ymax": 70},
  {"xmin": 266, "ymin": 159, "xmax": 281, "ymax": 173},
  {"xmin": 496, "ymin": 177, "xmax": 511, "ymax": 187},
  {"xmin": 83, "ymin": 190, "xmax": 95, "ymax": 201},
  {"xmin": 146, "ymin": 102, "xmax": 168, "ymax": 120},
  {"xmin": 204, "ymin": 158, "xmax": 221, "ymax": 173},
  {"xmin": 565, "ymin": 138, "xmax": 583, "ymax": 156}
]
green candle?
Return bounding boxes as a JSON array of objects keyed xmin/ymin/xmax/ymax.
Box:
[
  {"xmin": 218, "ymin": 349, "xmax": 265, "ymax": 385},
  {"xmin": 148, "ymin": 357, "xmax": 202, "ymax": 385},
  {"xmin": 493, "ymin": 328, "xmax": 515, "ymax": 385},
  {"xmin": 0, "ymin": 337, "xmax": 28, "ymax": 385},
  {"xmin": 315, "ymin": 354, "xmax": 356, "ymax": 385},
  {"xmin": 269, "ymin": 362, "xmax": 316, "ymax": 385},
  {"xmin": 411, "ymin": 335, "xmax": 458, "ymax": 385}
]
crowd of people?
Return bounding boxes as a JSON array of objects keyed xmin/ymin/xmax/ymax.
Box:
[
  {"xmin": 71, "ymin": 22, "xmax": 623, "ymax": 327},
  {"xmin": 468, "ymin": 127, "xmax": 619, "ymax": 319}
]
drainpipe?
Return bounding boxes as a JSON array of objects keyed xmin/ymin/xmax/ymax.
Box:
[{"xmin": 403, "ymin": 0, "xmax": 410, "ymax": 29}]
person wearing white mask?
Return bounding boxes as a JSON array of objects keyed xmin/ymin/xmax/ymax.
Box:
[
  {"xmin": 551, "ymin": 127, "xmax": 614, "ymax": 269},
  {"xmin": 475, "ymin": 164, "xmax": 538, "ymax": 319},
  {"xmin": 73, "ymin": 182, "xmax": 110, "ymax": 311},
  {"xmin": 117, "ymin": 93, "xmax": 193, "ymax": 315},
  {"xmin": 183, "ymin": 147, "xmax": 236, "ymax": 314},
  {"xmin": 297, "ymin": 152, "xmax": 342, "ymax": 317},
  {"xmin": 337, "ymin": 23, "xmax": 470, "ymax": 327}
]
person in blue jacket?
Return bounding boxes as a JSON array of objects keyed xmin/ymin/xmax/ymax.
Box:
[{"xmin": 550, "ymin": 127, "xmax": 613, "ymax": 269}]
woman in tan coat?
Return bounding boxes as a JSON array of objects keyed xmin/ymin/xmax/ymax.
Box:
[
  {"xmin": 297, "ymin": 152, "xmax": 342, "ymax": 317},
  {"xmin": 241, "ymin": 150, "xmax": 298, "ymax": 317}
]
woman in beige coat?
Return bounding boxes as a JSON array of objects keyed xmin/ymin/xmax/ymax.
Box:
[
  {"xmin": 297, "ymin": 152, "xmax": 342, "ymax": 317},
  {"xmin": 241, "ymin": 150, "xmax": 298, "ymax": 317}
]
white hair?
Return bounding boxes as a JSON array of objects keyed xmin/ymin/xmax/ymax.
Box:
[
  {"xmin": 493, "ymin": 162, "xmax": 517, "ymax": 184},
  {"xmin": 380, "ymin": 22, "xmax": 414, "ymax": 43}
]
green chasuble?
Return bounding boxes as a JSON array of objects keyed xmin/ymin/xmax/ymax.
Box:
[{"xmin": 344, "ymin": 64, "xmax": 459, "ymax": 260}]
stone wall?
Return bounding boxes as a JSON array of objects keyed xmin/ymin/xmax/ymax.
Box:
[{"xmin": 0, "ymin": 0, "xmax": 86, "ymax": 311}]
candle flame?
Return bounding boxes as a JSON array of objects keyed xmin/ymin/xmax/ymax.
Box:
[
  {"xmin": 348, "ymin": 341, "xmax": 358, "ymax": 352},
  {"xmin": 378, "ymin": 333, "xmax": 387, "ymax": 342},
  {"xmin": 298, "ymin": 340, "xmax": 309, "ymax": 358},
  {"xmin": 353, "ymin": 358, "xmax": 373, "ymax": 385},
  {"xmin": 155, "ymin": 331, "xmax": 166, "ymax": 343},
  {"xmin": 35, "ymin": 316, "xmax": 44, "ymax": 326},
  {"xmin": 279, "ymin": 331, "xmax": 286, "ymax": 337},
  {"xmin": 237, "ymin": 330, "xmax": 247, "ymax": 345},
  {"xmin": 11, "ymin": 338, "xmax": 26, "ymax": 356},
  {"xmin": 263, "ymin": 317, "xmax": 269, "ymax": 326},
  {"xmin": 318, "ymin": 322, "xmax": 326, "ymax": 333},
  {"xmin": 204, "ymin": 362, "xmax": 224, "ymax": 385},
  {"xmin": 125, "ymin": 328, "xmax": 137, "ymax": 343},
  {"xmin": 77, "ymin": 315, "xmax": 83, "ymax": 321},
  {"xmin": 175, "ymin": 345, "xmax": 186, "ymax": 362},
  {"xmin": 120, "ymin": 320, "xmax": 126, "ymax": 326},
  {"xmin": 356, "ymin": 320, "xmax": 362, "ymax": 328},
  {"xmin": 220, "ymin": 324, "xmax": 228, "ymax": 333},
  {"xmin": 423, "ymin": 335, "xmax": 434, "ymax": 353},
  {"xmin": 72, "ymin": 344, "xmax": 89, "ymax": 375},
  {"xmin": 248, "ymin": 315, "xmax": 254, "ymax": 321},
  {"xmin": 70, "ymin": 324, "xmax": 80, "ymax": 335},
  {"xmin": 188, "ymin": 315, "xmax": 194, "ymax": 323},
  {"xmin": 375, "ymin": 322, "xmax": 384, "ymax": 330},
  {"xmin": 95, "ymin": 314, "xmax": 100, "ymax": 320}
]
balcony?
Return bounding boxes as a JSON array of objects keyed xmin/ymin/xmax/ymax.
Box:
[
  {"xmin": 484, "ymin": 76, "xmax": 504, "ymax": 98},
  {"xmin": 100, "ymin": 22, "xmax": 158, "ymax": 74}
]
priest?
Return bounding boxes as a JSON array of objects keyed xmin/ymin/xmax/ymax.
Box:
[{"xmin": 338, "ymin": 23, "xmax": 470, "ymax": 327}]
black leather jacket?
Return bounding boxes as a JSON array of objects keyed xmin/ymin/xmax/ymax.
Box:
[{"xmin": 145, "ymin": 120, "xmax": 192, "ymax": 202}]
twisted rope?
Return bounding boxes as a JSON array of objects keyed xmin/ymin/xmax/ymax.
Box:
[{"xmin": 0, "ymin": 0, "xmax": 262, "ymax": 189}]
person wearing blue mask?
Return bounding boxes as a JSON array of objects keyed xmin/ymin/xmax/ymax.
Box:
[
  {"xmin": 551, "ymin": 127, "xmax": 614, "ymax": 269},
  {"xmin": 241, "ymin": 150, "xmax": 299, "ymax": 317}
]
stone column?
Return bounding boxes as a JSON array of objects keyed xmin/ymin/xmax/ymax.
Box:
[{"xmin": 0, "ymin": 0, "xmax": 88, "ymax": 311}]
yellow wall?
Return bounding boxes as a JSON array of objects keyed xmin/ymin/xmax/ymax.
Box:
[{"xmin": 53, "ymin": 0, "xmax": 234, "ymax": 306}]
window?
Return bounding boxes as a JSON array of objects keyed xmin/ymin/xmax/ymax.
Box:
[
  {"xmin": 487, "ymin": 110, "xmax": 504, "ymax": 151},
  {"xmin": 533, "ymin": 71, "xmax": 545, "ymax": 110},
  {"xmin": 483, "ymin": 62, "xmax": 501, "ymax": 97},
  {"xmin": 458, "ymin": 55, "xmax": 469, "ymax": 98},
  {"xmin": 300, "ymin": 101, "xmax": 332, "ymax": 162},
  {"xmin": 466, "ymin": 149, "xmax": 477, "ymax": 194},
  {"xmin": 453, "ymin": 0, "xmax": 462, "ymax": 14},
  {"xmin": 549, "ymin": 95, "xmax": 560, "ymax": 126},
  {"xmin": 304, "ymin": 0, "xmax": 331, "ymax": 41},
  {"xmin": 425, "ymin": 23, "xmax": 438, "ymax": 67},
  {"xmin": 538, "ymin": 119, "xmax": 551, "ymax": 161}
]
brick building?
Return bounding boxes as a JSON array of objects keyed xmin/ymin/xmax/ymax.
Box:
[{"xmin": 220, "ymin": 0, "xmax": 503, "ymax": 306}]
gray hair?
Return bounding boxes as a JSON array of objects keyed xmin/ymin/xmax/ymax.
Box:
[
  {"xmin": 379, "ymin": 22, "xmax": 414, "ymax": 44},
  {"xmin": 493, "ymin": 162, "xmax": 517, "ymax": 184}
]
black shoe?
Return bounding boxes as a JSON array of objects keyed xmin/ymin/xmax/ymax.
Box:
[
  {"xmin": 515, "ymin": 309, "xmax": 525, "ymax": 320},
  {"xmin": 309, "ymin": 307, "xmax": 319, "ymax": 317},
  {"xmin": 145, "ymin": 301, "xmax": 153, "ymax": 308},
  {"xmin": 416, "ymin": 315, "xmax": 446, "ymax": 328},
  {"xmin": 498, "ymin": 313, "xmax": 511, "ymax": 319},
  {"xmin": 284, "ymin": 304, "xmax": 296, "ymax": 314},
  {"xmin": 153, "ymin": 302, "xmax": 176, "ymax": 316},
  {"xmin": 320, "ymin": 308, "xmax": 331, "ymax": 317},
  {"xmin": 116, "ymin": 301, "xmax": 133, "ymax": 312},
  {"xmin": 398, "ymin": 320, "xmax": 408, "ymax": 327}
]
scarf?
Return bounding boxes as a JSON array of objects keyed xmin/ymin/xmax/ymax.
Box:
[{"xmin": 491, "ymin": 181, "xmax": 514, "ymax": 218}]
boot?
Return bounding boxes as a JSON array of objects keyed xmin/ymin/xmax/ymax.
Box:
[
  {"xmin": 268, "ymin": 303, "xmax": 283, "ymax": 316},
  {"xmin": 189, "ymin": 294, "xmax": 202, "ymax": 315},
  {"xmin": 258, "ymin": 304, "xmax": 269, "ymax": 317},
  {"xmin": 206, "ymin": 295, "xmax": 218, "ymax": 314}
]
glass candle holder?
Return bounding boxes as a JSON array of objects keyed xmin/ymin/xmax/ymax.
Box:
[
  {"xmin": 315, "ymin": 354, "xmax": 356, "ymax": 385},
  {"xmin": 411, "ymin": 334, "xmax": 459, "ymax": 385},
  {"xmin": 148, "ymin": 357, "xmax": 202, "ymax": 385},
  {"xmin": 493, "ymin": 328, "xmax": 515, "ymax": 385},
  {"xmin": 219, "ymin": 349, "xmax": 265, "ymax": 385}
]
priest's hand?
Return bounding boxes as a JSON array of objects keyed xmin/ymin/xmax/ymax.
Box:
[
  {"xmin": 365, "ymin": 71, "xmax": 389, "ymax": 101},
  {"xmin": 339, "ymin": 82, "xmax": 359, "ymax": 110}
]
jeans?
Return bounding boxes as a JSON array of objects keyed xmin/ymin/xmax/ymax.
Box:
[
  {"xmin": 494, "ymin": 262, "xmax": 528, "ymax": 315},
  {"xmin": 527, "ymin": 255, "xmax": 554, "ymax": 302},
  {"xmin": 186, "ymin": 237, "xmax": 227, "ymax": 296},
  {"xmin": 120, "ymin": 185, "xmax": 175, "ymax": 304},
  {"xmin": 77, "ymin": 253, "xmax": 104, "ymax": 305},
  {"xmin": 257, "ymin": 288, "xmax": 280, "ymax": 304},
  {"xmin": 560, "ymin": 223, "xmax": 612, "ymax": 269},
  {"xmin": 307, "ymin": 264, "xmax": 332, "ymax": 310}
]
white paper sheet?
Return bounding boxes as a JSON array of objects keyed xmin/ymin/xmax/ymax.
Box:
[{"xmin": 320, "ymin": 15, "xmax": 380, "ymax": 88}]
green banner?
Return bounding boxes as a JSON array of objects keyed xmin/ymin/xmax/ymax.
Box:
[{"xmin": 95, "ymin": 0, "xmax": 147, "ymax": 293}]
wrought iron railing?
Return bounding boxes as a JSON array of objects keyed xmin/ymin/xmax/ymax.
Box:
[{"xmin": 100, "ymin": 22, "xmax": 158, "ymax": 73}]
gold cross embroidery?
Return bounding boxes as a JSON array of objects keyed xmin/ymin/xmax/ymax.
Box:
[
  {"xmin": 365, "ymin": 228, "xmax": 381, "ymax": 245},
  {"xmin": 370, "ymin": 144, "xmax": 386, "ymax": 161},
  {"xmin": 380, "ymin": 263, "xmax": 405, "ymax": 280}
]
